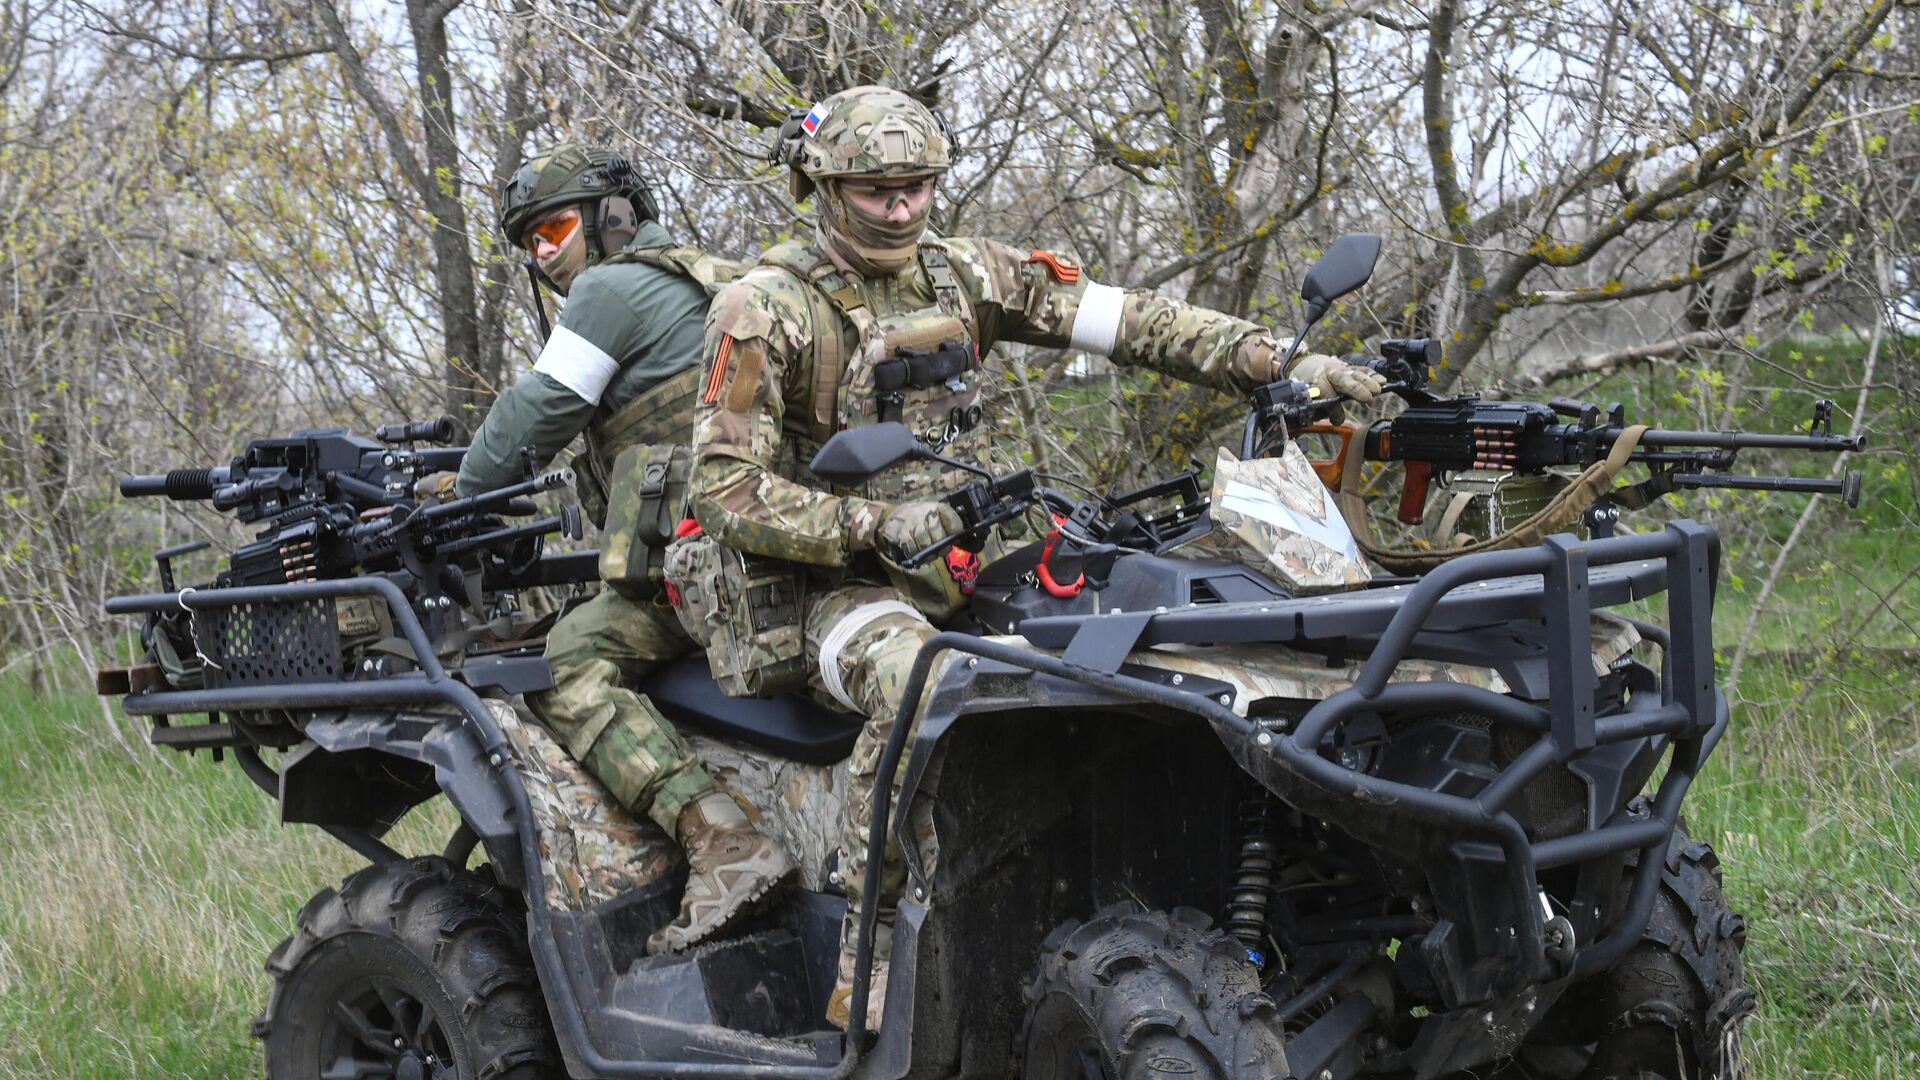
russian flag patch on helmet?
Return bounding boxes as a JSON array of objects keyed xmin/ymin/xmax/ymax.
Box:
[{"xmin": 800, "ymin": 103, "xmax": 826, "ymax": 136}]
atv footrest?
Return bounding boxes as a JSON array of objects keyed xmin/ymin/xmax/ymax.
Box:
[
  {"xmin": 148, "ymin": 721, "xmax": 241, "ymax": 750},
  {"xmin": 614, "ymin": 930, "xmax": 820, "ymax": 1037}
]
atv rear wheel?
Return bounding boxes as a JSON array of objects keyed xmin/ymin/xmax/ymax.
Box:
[
  {"xmin": 257, "ymin": 856, "xmax": 559, "ymax": 1080},
  {"xmin": 1493, "ymin": 828, "xmax": 1752, "ymax": 1080},
  {"xmin": 1016, "ymin": 904, "xmax": 1288, "ymax": 1080}
]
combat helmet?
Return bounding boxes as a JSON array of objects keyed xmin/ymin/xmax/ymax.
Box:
[
  {"xmin": 771, "ymin": 86, "xmax": 955, "ymax": 202},
  {"xmin": 499, "ymin": 142, "xmax": 661, "ymax": 261}
]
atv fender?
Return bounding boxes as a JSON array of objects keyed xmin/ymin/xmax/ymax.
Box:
[{"xmin": 297, "ymin": 704, "xmax": 532, "ymax": 890}]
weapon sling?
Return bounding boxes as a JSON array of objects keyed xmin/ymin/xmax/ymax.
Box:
[{"xmin": 1335, "ymin": 424, "xmax": 1649, "ymax": 575}]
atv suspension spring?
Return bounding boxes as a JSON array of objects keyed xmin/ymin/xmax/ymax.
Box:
[{"xmin": 1224, "ymin": 794, "xmax": 1284, "ymax": 963}]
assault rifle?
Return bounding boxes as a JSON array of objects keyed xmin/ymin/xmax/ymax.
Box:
[
  {"xmin": 119, "ymin": 421, "xmax": 583, "ymax": 604},
  {"xmin": 1341, "ymin": 339, "xmax": 1865, "ymax": 525}
]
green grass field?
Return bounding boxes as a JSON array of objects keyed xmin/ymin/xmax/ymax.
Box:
[{"xmin": 0, "ymin": 678, "xmax": 454, "ymax": 1078}]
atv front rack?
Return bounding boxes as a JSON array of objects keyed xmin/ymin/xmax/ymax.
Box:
[{"xmin": 855, "ymin": 521, "xmax": 1725, "ymax": 1027}]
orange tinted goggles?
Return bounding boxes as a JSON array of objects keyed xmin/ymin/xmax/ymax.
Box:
[{"xmin": 520, "ymin": 209, "xmax": 580, "ymax": 253}]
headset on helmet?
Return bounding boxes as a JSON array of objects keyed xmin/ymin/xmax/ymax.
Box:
[{"xmin": 499, "ymin": 143, "xmax": 661, "ymax": 254}]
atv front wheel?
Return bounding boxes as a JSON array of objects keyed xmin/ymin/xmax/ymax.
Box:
[
  {"xmin": 1016, "ymin": 904, "xmax": 1288, "ymax": 1080},
  {"xmin": 1494, "ymin": 829, "xmax": 1752, "ymax": 1080},
  {"xmin": 256, "ymin": 855, "xmax": 559, "ymax": 1080}
]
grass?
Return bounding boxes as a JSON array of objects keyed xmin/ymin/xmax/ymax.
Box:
[
  {"xmin": 1697, "ymin": 657, "xmax": 1920, "ymax": 1077},
  {"xmin": 1687, "ymin": 473, "xmax": 1920, "ymax": 1077},
  {"xmin": 0, "ymin": 679, "xmax": 450, "ymax": 1078}
]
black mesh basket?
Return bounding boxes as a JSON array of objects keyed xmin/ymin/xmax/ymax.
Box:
[{"xmin": 199, "ymin": 598, "xmax": 345, "ymax": 687}]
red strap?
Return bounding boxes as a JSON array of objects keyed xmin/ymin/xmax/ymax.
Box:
[
  {"xmin": 1036, "ymin": 516, "xmax": 1085, "ymax": 598},
  {"xmin": 674, "ymin": 517, "xmax": 703, "ymax": 538}
]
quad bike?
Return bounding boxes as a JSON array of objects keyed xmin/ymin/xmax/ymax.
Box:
[{"xmin": 98, "ymin": 238, "xmax": 1862, "ymax": 1079}]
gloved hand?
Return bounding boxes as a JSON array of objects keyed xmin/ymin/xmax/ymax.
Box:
[
  {"xmin": 1288, "ymin": 352, "xmax": 1388, "ymax": 404},
  {"xmin": 876, "ymin": 499, "xmax": 966, "ymax": 565},
  {"xmin": 413, "ymin": 471, "xmax": 459, "ymax": 505}
]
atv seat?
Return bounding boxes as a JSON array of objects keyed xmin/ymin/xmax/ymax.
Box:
[{"xmin": 646, "ymin": 659, "xmax": 861, "ymax": 765}]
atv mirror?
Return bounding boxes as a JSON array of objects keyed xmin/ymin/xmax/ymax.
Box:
[
  {"xmin": 1299, "ymin": 233, "xmax": 1382, "ymax": 323},
  {"xmin": 809, "ymin": 422, "xmax": 930, "ymax": 484},
  {"xmin": 1275, "ymin": 232, "xmax": 1384, "ymax": 373}
]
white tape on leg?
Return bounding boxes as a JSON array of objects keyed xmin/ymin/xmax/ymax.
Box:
[{"xmin": 817, "ymin": 601, "xmax": 924, "ymax": 713}]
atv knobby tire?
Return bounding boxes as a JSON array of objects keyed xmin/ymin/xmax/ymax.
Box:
[
  {"xmin": 256, "ymin": 855, "xmax": 559, "ymax": 1080},
  {"xmin": 1496, "ymin": 826, "xmax": 1753, "ymax": 1080},
  {"xmin": 1017, "ymin": 904, "xmax": 1288, "ymax": 1080}
]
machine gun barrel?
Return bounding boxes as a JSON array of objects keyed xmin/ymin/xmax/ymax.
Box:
[
  {"xmin": 436, "ymin": 515, "xmax": 570, "ymax": 560},
  {"xmin": 410, "ymin": 468, "xmax": 573, "ymax": 526},
  {"xmin": 119, "ymin": 467, "xmax": 235, "ymax": 500},
  {"xmin": 1636, "ymin": 428, "xmax": 1865, "ymax": 453}
]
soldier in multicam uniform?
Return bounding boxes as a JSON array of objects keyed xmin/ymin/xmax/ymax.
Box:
[
  {"xmin": 683, "ymin": 85, "xmax": 1386, "ymax": 1030},
  {"xmin": 462, "ymin": 142, "xmax": 793, "ymax": 955}
]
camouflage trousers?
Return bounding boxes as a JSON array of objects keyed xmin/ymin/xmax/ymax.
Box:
[
  {"xmin": 804, "ymin": 581, "xmax": 941, "ymax": 964},
  {"xmin": 528, "ymin": 588, "xmax": 718, "ymax": 836}
]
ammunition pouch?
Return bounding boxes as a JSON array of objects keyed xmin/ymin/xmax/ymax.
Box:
[
  {"xmin": 597, "ymin": 443, "xmax": 692, "ymax": 601},
  {"xmin": 664, "ymin": 533, "xmax": 808, "ymax": 697},
  {"xmin": 578, "ymin": 364, "xmax": 704, "ymax": 530}
]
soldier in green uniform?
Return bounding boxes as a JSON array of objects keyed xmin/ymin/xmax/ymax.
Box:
[
  {"xmin": 467, "ymin": 142, "xmax": 792, "ymax": 955},
  {"xmin": 680, "ymin": 87, "xmax": 1385, "ymax": 1029}
]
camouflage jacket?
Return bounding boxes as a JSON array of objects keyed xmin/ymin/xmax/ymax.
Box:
[{"xmin": 690, "ymin": 235, "xmax": 1280, "ymax": 567}]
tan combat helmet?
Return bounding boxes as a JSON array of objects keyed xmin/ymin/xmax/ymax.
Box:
[{"xmin": 772, "ymin": 85, "xmax": 954, "ymax": 202}]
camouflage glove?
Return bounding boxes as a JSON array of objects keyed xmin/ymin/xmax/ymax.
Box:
[
  {"xmin": 413, "ymin": 471, "xmax": 459, "ymax": 505},
  {"xmin": 1289, "ymin": 352, "xmax": 1387, "ymax": 404},
  {"xmin": 876, "ymin": 499, "xmax": 965, "ymax": 565},
  {"xmin": 876, "ymin": 500, "xmax": 970, "ymax": 621}
]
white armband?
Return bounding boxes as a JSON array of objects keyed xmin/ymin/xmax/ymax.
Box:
[
  {"xmin": 532, "ymin": 325, "xmax": 620, "ymax": 405},
  {"xmin": 1068, "ymin": 282, "xmax": 1127, "ymax": 356}
]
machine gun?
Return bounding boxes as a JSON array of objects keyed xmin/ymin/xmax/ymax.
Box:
[
  {"xmin": 119, "ymin": 422, "xmax": 585, "ymax": 669},
  {"xmin": 122, "ymin": 421, "xmax": 581, "ymax": 589},
  {"xmin": 1337, "ymin": 340, "xmax": 1865, "ymax": 528}
]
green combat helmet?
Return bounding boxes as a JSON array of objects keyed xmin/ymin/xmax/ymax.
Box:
[
  {"xmin": 500, "ymin": 142, "xmax": 661, "ymax": 270},
  {"xmin": 770, "ymin": 85, "xmax": 955, "ymax": 202}
]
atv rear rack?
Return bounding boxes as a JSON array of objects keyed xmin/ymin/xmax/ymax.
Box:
[{"xmin": 856, "ymin": 521, "xmax": 1724, "ymax": 1027}]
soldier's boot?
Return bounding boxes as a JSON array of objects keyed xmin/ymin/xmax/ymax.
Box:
[
  {"xmin": 825, "ymin": 910, "xmax": 891, "ymax": 1032},
  {"xmin": 645, "ymin": 791, "xmax": 795, "ymax": 955}
]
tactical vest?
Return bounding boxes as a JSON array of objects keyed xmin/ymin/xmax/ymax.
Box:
[
  {"xmin": 757, "ymin": 240, "xmax": 990, "ymax": 504},
  {"xmin": 670, "ymin": 242, "xmax": 992, "ymax": 694},
  {"xmin": 579, "ymin": 244, "xmax": 746, "ymax": 597}
]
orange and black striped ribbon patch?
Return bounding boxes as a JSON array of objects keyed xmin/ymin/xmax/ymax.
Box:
[
  {"xmin": 702, "ymin": 335, "xmax": 735, "ymax": 404},
  {"xmin": 1025, "ymin": 249, "xmax": 1081, "ymax": 284}
]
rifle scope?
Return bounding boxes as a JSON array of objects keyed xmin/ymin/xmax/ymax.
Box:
[{"xmin": 376, "ymin": 418, "xmax": 457, "ymax": 445}]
